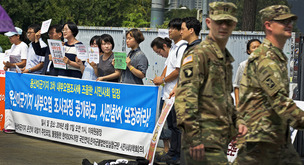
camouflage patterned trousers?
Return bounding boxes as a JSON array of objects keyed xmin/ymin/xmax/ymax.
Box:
[
  {"xmin": 234, "ymin": 142, "xmax": 302, "ymax": 165},
  {"xmin": 181, "ymin": 147, "xmax": 229, "ymax": 165}
]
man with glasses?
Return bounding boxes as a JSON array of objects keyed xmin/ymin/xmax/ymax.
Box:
[
  {"xmin": 175, "ymin": 2, "xmax": 247, "ymax": 164},
  {"xmin": 153, "ymin": 18, "xmax": 187, "ymax": 165},
  {"xmin": 22, "ymin": 24, "xmax": 47, "ymax": 74},
  {"xmin": 235, "ymin": 5, "xmax": 304, "ymax": 164}
]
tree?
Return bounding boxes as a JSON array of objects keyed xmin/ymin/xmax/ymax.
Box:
[
  {"xmin": 241, "ymin": 0, "xmax": 258, "ymax": 31},
  {"xmin": 229, "ymin": 0, "xmax": 290, "ymax": 31}
]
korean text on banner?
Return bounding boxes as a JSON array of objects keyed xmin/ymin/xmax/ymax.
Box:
[{"xmin": 5, "ymin": 72, "xmax": 158, "ymax": 157}]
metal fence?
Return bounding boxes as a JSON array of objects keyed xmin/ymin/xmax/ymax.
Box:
[{"xmin": 76, "ymin": 26, "xmax": 294, "ymax": 85}]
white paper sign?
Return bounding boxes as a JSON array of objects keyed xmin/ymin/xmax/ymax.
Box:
[
  {"xmin": 88, "ymin": 47, "xmax": 99, "ymax": 63},
  {"xmin": 41, "ymin": 19, "xmax": 52, "ymax": 34},
  {"xmin": 15, "ymin": 65, "xmax": 22, "ymax": 73},
  {"xmin": 0, "ymin": 53, "xmax": 5, "ymax": 72},
  {"xmin": 4, "ymin": 50, "xmax": 10, "ymax": 62},
  {"xmin": 157, "ymin": 29, "xmax": 169, "ymax": 38},
  {"xmin": 47, "ymin": 39, "xmax": 66, "ymax": 69},
  {"xmin": 75, "ymin": 44, "xmax": 88, "ymax": 61}
]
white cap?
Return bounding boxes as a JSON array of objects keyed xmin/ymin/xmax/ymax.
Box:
[{"xmin": 4, "ymin": 27, "xmax": 23, "ymax": 37}]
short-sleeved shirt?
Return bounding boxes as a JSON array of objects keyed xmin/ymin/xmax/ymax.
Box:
[
  {"xmin": 233, "ymin": 59, "xmax": 247, "ymax": 88},
  {"xmin": 98, "ymin": 53, "xmax": 118, "ymax": 82},
  {"xmin": 120, "ymin": 47, "xmax": 148, "ymax": 85},
  {"xmin": 8, "ymin": 41, "xmax": 28, "ymax": 71},
  {"xmin": 26, "ymin": 39, "xmax": 47, "ymax": 74},
  {"xmin": 58, "ymin": 42, "xmax": 83, "ymax": 78},
  {"xmin": 162, "ymin": 40, "xmax": 187, "ymax": 100},
  {"xmin": 238, "ymin": 38, "xmax": 304, "ymax": 144}
]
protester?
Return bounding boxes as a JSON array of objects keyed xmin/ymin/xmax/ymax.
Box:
[
  {"xmin": 3, "ymin": 27, "xmax": 28, "ymax": 72},
  {"xmin": 77, "ymin": 35, "xmax": 100, "ymax": 80},
  {"xmin": 21, "ymin": 24, "xmax": 46, "ymax": 74},
  {"xmin": 175, "ymin": 2, "xmax": 247, "ymax": 164},
  {"xmin": 119, "ymin": 29, "xmax": 148, "ymax": 85},
  {"xmin": 236, "ymin": 5, "xmax": 304, "ymax": 164},
  {"xmin": 93, "ymin": 34, "xmax": 120, "ymax": 82},
  {"xmin": 32, "ymin": 24, "xmax": 63, "ymax": 76},
  {"xmin": 181, "ymin": 17, "xmax": 202, "ymax": 51},
  {"xmin": 151, "ymin": 37, "xmax": 172, "ymax": 155},
  {"xmin": 2, "ymin": 28, "xmax": 27, "ymax": 134},
  {"xmin": 168, "ymin": 17, "xmax": 203, "ymax": 98},
  {"xmin": 154, "ymin": 18, "xmax": 187, "ymax": 165},
  {"xmin": 58, "ymin": 22, "xmax": 83, "ymax": 78},
  {"xmin": 233, "ymin": 39, "xmax": 261, "ymax": 106}
]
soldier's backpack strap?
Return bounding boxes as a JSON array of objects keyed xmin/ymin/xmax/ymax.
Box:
[{"xmin": 176, "ymin": 43, "xmax": 188, "ymax": 57}]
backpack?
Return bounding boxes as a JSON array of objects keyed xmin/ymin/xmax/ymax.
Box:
[{"xmin": 176, "ymin": 42, "xmax": 188, "ymax": 57}]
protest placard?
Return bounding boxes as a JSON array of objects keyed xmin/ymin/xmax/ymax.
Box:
[
  {"xmin": 75, "ymin": 44, "xmax": 88, "ymax": 61},
  {"xmin": 146, "ymin": 98, "xmax": 174, "ymax": 165},
  {"xmin": 48, "ymin": 39, "xmax": 66, "ymax": 69},
  {"xmin": 88, "ymin": 47, "xmax": 99, "ymax": 63},
  {"xmin": 114, "ymin": 52, "xmax": 127, "ymax": 70},
  {"xmin": 157, "ymin": 29, "xmax": 169, "ymax": 38},
  {"xmin": 41, "ymin": 19, "xmax": 52, "ymax": 34}
]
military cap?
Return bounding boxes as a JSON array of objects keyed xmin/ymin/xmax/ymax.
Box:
[
  {"xmin": 209, "ymin": 2, "xmax": 238, "ymax": 22},
  {"xmin": 259, "ymin": 5, "xmax": 297, "ymax": 23}
]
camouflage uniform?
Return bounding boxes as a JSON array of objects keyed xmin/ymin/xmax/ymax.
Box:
[
  {"xmin": 235, "ymin": 5, "xmax": 303, "ymax": 165},
  {"xmin": 175, "ymin": 2, "xmax": 244, "ymax": 164}
]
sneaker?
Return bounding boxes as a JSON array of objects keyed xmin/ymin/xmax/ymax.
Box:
[{"xmin": 3, "ymin": 129, "xmax": 15, "ymax": 134}]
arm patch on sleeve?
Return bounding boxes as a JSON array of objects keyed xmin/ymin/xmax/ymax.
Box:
[
  {"xmin": 183, "ymin": 67, "xmax": 193, "ymax": 78},
  {"xmin": 182, "ymin": 54, "xmax": 193, "ymax": 66},
  {"xmin": 260, "ymin": 67, "xmax": 281, "ymax": 96}
]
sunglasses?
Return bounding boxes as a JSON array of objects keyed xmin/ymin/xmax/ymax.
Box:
[
  {"xmin": 272, "ymin": 19, "xmax": 295, "ymax": 26},
  {"xmin": 214, "ymin": 20, "xmax": 235, "ymax": 26}
]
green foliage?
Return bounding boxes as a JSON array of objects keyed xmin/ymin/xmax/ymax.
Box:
[
  {"xmin": 1, "ymin": 0, "xmax": 151, "ymax": 28},
  {"xmin": 164, "ymin": 8, "xmax": 197, "ymax": 22},
  {"xmin": 122, "ymin": 1, "xmax": 151, "ymax": 28},
  {"xmin": 0, "ymin": 35, "xmax": 11, "ymax": 52},
  {"xmin": 153, "ymin": 7, "xmax": 198, "ymax": 29},
  {"xmin": 0, "ymin": 0, "xmax": 152, "ymax": 48}
]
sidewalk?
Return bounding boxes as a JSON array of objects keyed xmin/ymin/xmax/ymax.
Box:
[{"xmin": 0, "ymin": 131, "xmax": 136, "ymax": 165}]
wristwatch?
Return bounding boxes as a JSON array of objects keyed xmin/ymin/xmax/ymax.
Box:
[
  {"xmin": 162, "ymin": 77, "xmax": 166, "ymax": 84},
  {"xmin": 28, "ymin": 68, "xmax": 32, "ymax": 73}
]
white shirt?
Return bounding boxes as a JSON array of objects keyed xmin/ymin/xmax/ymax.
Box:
[
  {"xmin": 162, "ymin": 40, "xmax": 187, "ymax": 100},
  {"xmin": 26, "ymin": 38, "xmax": 47, "ymax": 74},
  {"xmin": 233, "ymin": 59, "xmax": 248, "ymax": 88},
  {"xmin": 8, "ymin": 42, "xmax": 28, "ymax": 71}
]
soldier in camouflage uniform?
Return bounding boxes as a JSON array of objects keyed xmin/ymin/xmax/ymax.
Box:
[
  {"xmin": 235, "ymin": 5, "xmax": 304, "ymax": 165},
  {"xmin": 175, "ymin": 2, "xmax": 247, "ymax": 164}
]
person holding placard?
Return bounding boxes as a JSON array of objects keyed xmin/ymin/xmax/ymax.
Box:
[
  {"xmin": 3, "ymin": 27, "xmax": 28, "ymax": 72},
  {"xmin": 32, "ymin": 24, "xmax": 63, "ymax": 76},
  {"xmin": 2, "ymin": 27, "xmax": 28, "ymax": 134},
  {"xmin": 90, "ymin": 34, "xmax": 120, "ymax": 82},
  {"xmin": 22, "ymin": 24, "xmax": 46, "ymax": 74},
  {"xmin": 58, "ymin": 22, "xmax": 83, "ymax": 78},
  {"xmin": 119, "ymin": 29, "xmax": 148, "ymax": 85},
  {"xmin": 77, "ymin": 35, "xmax": 100, "ymax": 80}
]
